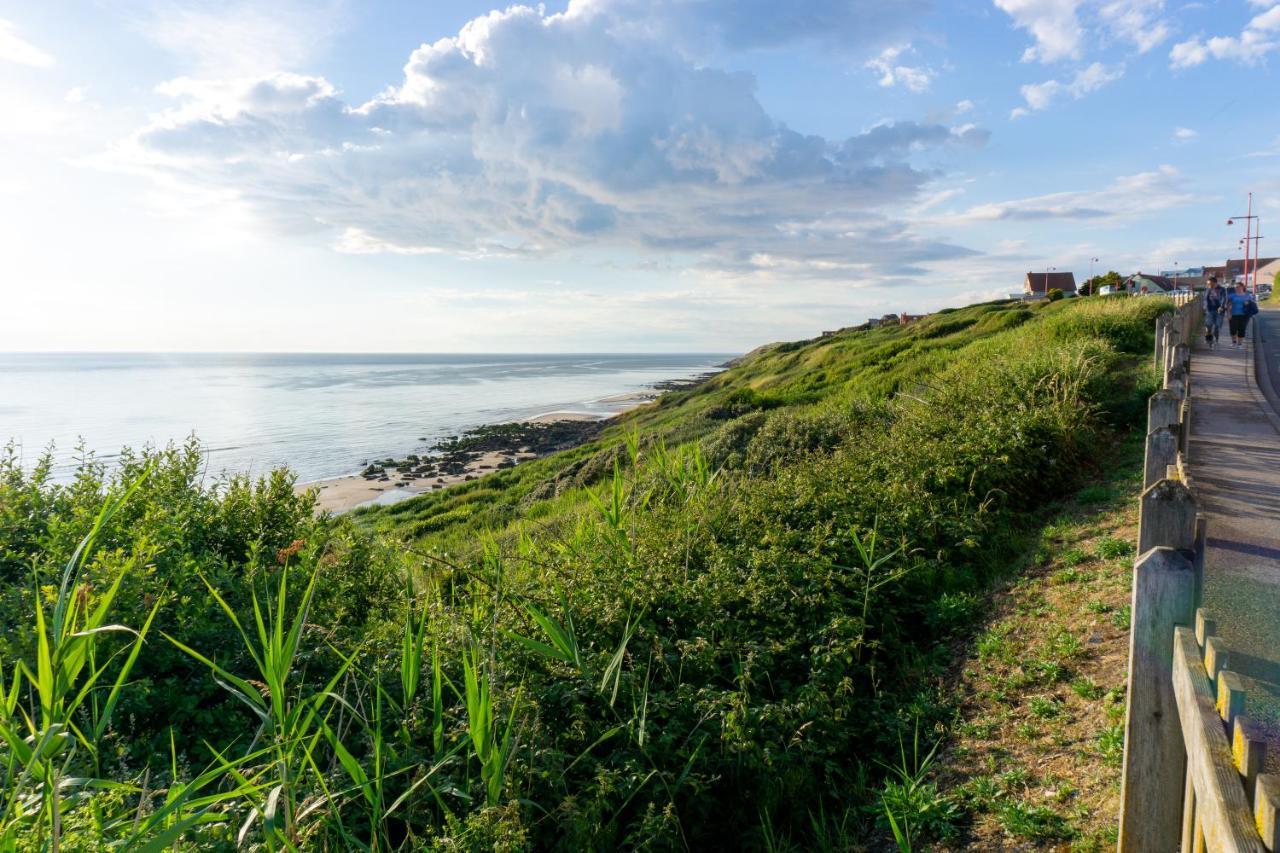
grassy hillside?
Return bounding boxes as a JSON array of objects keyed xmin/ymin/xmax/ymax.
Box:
[
  {"xmin": 355, "ymin": 297, "xmax": 1152, "ymax": 550},
  {"xmin": 0, "ymin": 296, "xmax": 1166, "ymax": 850}
]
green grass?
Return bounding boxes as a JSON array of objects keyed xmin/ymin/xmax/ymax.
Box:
[{"xmin": 0, "ymin": 295, "xmax": 1172, "ymax": 849}]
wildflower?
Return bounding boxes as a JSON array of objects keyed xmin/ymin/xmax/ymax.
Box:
[{"xmin": 277, "ymin": 538, "xmax": 306, "ymax": 565}]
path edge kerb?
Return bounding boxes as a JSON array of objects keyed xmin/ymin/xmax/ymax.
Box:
[{"xmin": 1246, "ymin": 313, "xmax": 1280, "ymax": 436}]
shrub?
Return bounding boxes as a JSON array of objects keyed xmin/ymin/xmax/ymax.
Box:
[{"xmin": 0, "ymin": 296, "xmax": 1166, "ymax": 849}]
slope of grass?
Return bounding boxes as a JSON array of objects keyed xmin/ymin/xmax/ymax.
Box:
[
  {"xmin": 356, "ymin": 297, "xmax": 1159, "ymax": 556},
  {"xmin": 0, "ymin": 295, "xmax": 1168, "ymax": 849}
]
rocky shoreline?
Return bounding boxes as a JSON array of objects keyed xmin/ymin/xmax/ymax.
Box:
[
  {"xmin": 354, "ymin": 419, "xmax": 605, "ymax": 489},
  {"xmin": 302, "ymin": 369, "xmax": 723, "ymax": 514}
]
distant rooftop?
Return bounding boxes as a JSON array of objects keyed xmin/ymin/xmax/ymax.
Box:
[{"xmin": 1024, "ymin": 271, "xmax": 1077, "ymax": 293}]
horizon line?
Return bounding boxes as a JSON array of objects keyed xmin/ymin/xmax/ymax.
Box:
[{"xmin": 0, "ymin": 349, "xmax": 742, "ymax": 356}]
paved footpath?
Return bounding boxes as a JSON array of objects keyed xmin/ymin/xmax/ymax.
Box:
[{"xmin": 1187, "ymin": 305, "xmax": 1280, "ymax": 768}]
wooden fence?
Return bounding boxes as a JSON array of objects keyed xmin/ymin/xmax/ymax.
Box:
[{"xmin": 1118, "ymin": 295, "xmax": 1280, "ymax": 851}]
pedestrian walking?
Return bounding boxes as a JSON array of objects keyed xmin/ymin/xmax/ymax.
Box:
[
  {"xmin": 1227, "ymin": 281, "xmax": 1259, "ymax": 348},
  {"xmin": 1204, "ymin": 275, "xmax": 1227, "ymax": 347}
]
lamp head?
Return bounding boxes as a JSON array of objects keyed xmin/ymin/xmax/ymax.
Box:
[{"xmin": 1228, "ymin": 219, "xmax": 1234, "ymax": 225}]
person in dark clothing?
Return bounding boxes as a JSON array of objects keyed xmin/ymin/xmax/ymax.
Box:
[
  {"xmin": 1227, "ymin": 282, "xmax": 1257, "ymax": 348},
  {"xmin": 1203, "ymin": 276, "xmax": 1227, "ymax": 347}
]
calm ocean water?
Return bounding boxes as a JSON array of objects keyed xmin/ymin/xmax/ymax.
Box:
[{"xmin": 0, "ymin": 353, "xmax": 732, "ymax": 483}]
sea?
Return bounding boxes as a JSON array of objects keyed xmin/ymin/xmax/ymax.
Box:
[{"xmin": 0, "ymin": 352, "xmax": 733, "ymax": 484}]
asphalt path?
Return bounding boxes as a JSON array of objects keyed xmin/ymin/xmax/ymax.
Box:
[
  {"xmin": 1257, "ymin": 307, "xmax": 1280, "ymax": 414},
  {"xmin": 1187, "ymin": 303, "xmax": 1280, "ymax": 773}
]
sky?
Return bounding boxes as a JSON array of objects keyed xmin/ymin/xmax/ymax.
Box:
[{"xmin": 2, "ymin": 0, "xmax": 1279, "ymax": 353}]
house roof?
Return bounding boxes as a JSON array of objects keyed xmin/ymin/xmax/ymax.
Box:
[
  {"xmin": 1125, "ymin": 274, "xmax": 1177, "ymax": 291},
  {"xmin": 1227, "ymin": 257, "xmax": 1279, "ymax": 274},
  {"xmin": 1024, "ymin": 271, "xmax": 1077, "ymax": 293}
]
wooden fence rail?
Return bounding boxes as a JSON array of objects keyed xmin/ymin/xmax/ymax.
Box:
[{"xmin": 1118, "ymin": 295, "xmax": 1280, "ymax": 851}]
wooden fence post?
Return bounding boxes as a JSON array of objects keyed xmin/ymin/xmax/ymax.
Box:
[
  {"xmin": 1196, "ymin": 608, "xmax": 1216, "ymax": 646},
  {"xmin": 1138, "ymin": 478, "xmax": 1198, "ymax": 554},
  {"xmin": 1205, "ymin": 635, "xmax": 1229, "ymax": 680},
  {"xmin": 1233, "ymin": 717, "xmax": 1266, "ymax": 801},
  {"xmin": 1174, "ymin": 342, "xmax": 1190, "ymax": 375},
  {"xmin": 1155, "ymin": 315, "xmax": 1168, "ymax": 369},
  {"xmin": 1118, "ymin": 547, "xmax": 1197, "ymax": 852},
  {"xmin": 1257, "ymin": 774, "xmax": 1280, "ymax": 850},
  {"xmin": 1144, "ymin": 427, "xmax": 1179, "ymax": 490},
  {"xmin": 1194, "ymin": 515, "xmax": 1207, "ymax": 607},
  {"xmin": 1148, "ymin": 389, "xmax": 1182, "ymax": 431},
  {"xmin": 1219, "ymin": 671, "xmax": 1247, "ymax": 727},
  {"xmin": 1179, "ymin": 399, "xmax": 1192, "ymax": 454}
]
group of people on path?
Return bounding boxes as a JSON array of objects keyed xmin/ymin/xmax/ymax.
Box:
[{"xmin": 1203, "ymin": 276, "xmax": 1259, "ymax": 348}]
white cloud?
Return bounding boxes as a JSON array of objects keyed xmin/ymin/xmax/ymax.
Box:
[
  {"xmin": 0, "ymin": 18, "xmax": 54, "ymax": 67},
  {"xmin": 955, "ymin": 99, "xmax": 975, "ymax": 114},
  {"xmin": 1016, "ymin": 61, "xmax": 1123, "ymax": 112},
  {"xmin": 865, "ymin": 45, "xmax": 935, "ymax": 92},
  {"xmin": 64, "ymin": 86, "xmax": 87, "ymax": 103},
  {"xmin": 994, "ymin": 0, "xmax": 1086, "ymax": 62},
  {"xmin": 115, "ymin": 2, "xmax": 990, "ymax": 282},
  {"xmin": 1097, "ymin": 0, "xmax": 1170, "ymax": 53},
  {"xmin": 1173, "ymin": 126, "xmax": 1197, "ymax": 140},
  {"xmin": 136, "ymin": 1, "xmax": 347, "ymax": 76},
  {"xmin": 565, "ymin": 0, "xmax": 929, "ymax": 54},
  {"xmin": 1170, "ymin": 3, "xmax": 1280, "ymax": 67},
  {"xmin": 911, "ymin": 186, "xmax": 965, "ymax": 213},
  {"xmin": 932, "ymin": 165, "xmax": 1195, "ymax": 225},
  {"xmin": 993, "ymin": 0, "xmax": 1171, "ymax": 63}
]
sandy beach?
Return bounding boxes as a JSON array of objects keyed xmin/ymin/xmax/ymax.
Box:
[
  {"xmin": 300, "ymin": 412, "xmax": 602, "ymax": 514},
  {"xmin": 297, "ymin": 370, "xmax": 721, "ymax": 515},
  {"xmin": 303, "ymin": 448, "xmax": 539, "ymax": 514}
]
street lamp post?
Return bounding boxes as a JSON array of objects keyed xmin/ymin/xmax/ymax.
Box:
[
  {"xmin": 1173, "ymin": 261, "xmax": 1179, "ymax": 294},
  {"xmin": 1089, "ymin": 256, "xmax": 1098, "ymax": 294},
  {"xmin": 1241, "ymin": 220, "xmax": 1265, "ymax": 292},
  {"xmin": 1229, "ymin": 192, "xmax": 1258, "ymax": 295},
  {"xmin": 1045, "ymin": 266, "xmax": 1056, "ymax": 296}
]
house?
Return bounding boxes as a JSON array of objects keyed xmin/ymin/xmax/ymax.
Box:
[
  {"xmin": 1023, "ymin": 271, "xmax": 1077, "ymax": 296},
  {"xmin": 898, "ymin": 313, "xmax": 926, "ymax": 325},
  {"xmin": 1226, "ymin": 257, "xmax": 1280, "ymax": 286},
  {"xmin": 1124, "ymin": 273, "xmax": 1179, "ymax": 294},
  {"xmin": 1203, "ymin": 265, "xmax": 1228, "ymax": 282},
  {"xmin": 1160, "ymin": 266, "xmax": 1206, "ymax": 278}
]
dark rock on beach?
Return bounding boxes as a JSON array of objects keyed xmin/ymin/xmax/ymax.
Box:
[{"xmin": 341, "ymin": 368, "xmax": 723, "ymax": 497}]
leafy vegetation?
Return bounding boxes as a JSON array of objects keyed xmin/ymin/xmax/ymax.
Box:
[
  {"xmin": 0, "ymin": 296, "xmax": 1166, "ymax": 848},
  {"xmin": 1080, "ymin": 271, "xmax": 1124, "ymax": 297}
]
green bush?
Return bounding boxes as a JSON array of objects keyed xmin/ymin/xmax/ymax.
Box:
[{"xmin": 0, "ymin": 296, "xmax": 1163, "ymax": 849}]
